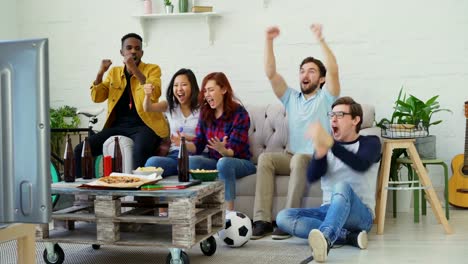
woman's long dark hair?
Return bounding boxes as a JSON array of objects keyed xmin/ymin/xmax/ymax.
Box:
[
  {"xmin": 199, "ymin": 72, "xmax": 238, "ymax": 124},
  {"xmin": 166, "ymin": 68, "xmax": 200, "ymax": 114}
]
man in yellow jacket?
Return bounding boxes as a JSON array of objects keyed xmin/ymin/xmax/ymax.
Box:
[{"xmin": 74, "ymin": 33, "xmax": 168, "ymax": 177}]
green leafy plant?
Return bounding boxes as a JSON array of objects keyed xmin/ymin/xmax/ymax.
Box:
[
  {"xmin": 377, "ymin": 87, "xmax": 452, "ymax": 134},
  {"xmin": 377, "ymin": 87, "xmax": 452, "ymax": 183},
  {"xmin": 50, "ymin": 106, "xmax": 80, "ymax": 129},
  {"xmin": 50, "ymin": 106, "xmax": 80, "ymax": 168},
  {"xmin": 163, "ymin": 0, "xmax": 172, "ymax": 6}
]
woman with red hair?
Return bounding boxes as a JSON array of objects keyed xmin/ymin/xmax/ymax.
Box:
[{"xmin": 172, "ymin": 72, "xmax": 255, "ymax": 211}]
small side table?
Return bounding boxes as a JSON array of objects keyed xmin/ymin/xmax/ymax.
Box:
[
  {"xmin": 375, "ymin": 138, "xmax": 452, "ymax": 235},
  {"xmin": 395, "ymin": 157, "xmax": 449, "ymax": 222}
]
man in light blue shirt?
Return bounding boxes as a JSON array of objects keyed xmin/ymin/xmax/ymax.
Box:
[{"xmin": 252, "ymin": 23, "xmax": 340, "ymax": 240}]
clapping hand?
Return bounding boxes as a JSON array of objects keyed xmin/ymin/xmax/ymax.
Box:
[
  {"xmin": 170, "ymin": 132, "xmax": 181, "ymax": 147},
  {"xmin": 170, "ymin": 129, "xmax": 189, "ymax": 147},
  {"xmin": 305, "ymin": 122, "xmax": 333, "ymax": 158},
  {"xmin": 207, "ymin": 136, "xmax": 228, "ymax": 154}
]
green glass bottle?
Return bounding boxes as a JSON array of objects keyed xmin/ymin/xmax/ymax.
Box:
[{"xmin": 179, "ymin": 0, "xmax": 189, "ymax": 13}]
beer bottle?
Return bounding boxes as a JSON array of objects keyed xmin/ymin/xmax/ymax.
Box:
[
  {"xmin": 81, "ymin": 137, "xmax": 95, "ymax": 179},
  {"xmin": 178, "ymin": 136, "xmax": 189, "ymax": 182},
  {"xmin": 113, "ymin": 136, "xmax": 123, "ymax": 173},
  {"xmin": 63, "ymin": 135, "xmax": 75, "ymax": 182}
]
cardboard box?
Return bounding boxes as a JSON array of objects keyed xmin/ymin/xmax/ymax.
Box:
[{"xmin": 192, "ymin": 6, "xmax": 213, "ymax": 13}]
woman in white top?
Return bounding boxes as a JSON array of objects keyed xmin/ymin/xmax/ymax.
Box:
[{"xmin": 143, "ymin": 68, "xmax": 200, "ymax": 177}]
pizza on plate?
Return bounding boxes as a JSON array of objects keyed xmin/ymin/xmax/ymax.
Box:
[{"xmin": 98, "ymin": 176, "xmax": 142, "ymax": 184}]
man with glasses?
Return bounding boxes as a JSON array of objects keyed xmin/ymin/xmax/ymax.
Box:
[
  {"xmin": 276, "ymin": 97, "xmax": 382, "ymax": 263},
  {"xmin": 252, "ymin": 23, "xmax": 340, "ymax": 240}
]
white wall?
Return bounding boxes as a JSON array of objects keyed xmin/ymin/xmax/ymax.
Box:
[
  {"xmin": 15, "ymin": 0, "xmax": 468, "ymax": 174},
  {"xmin": 0, "ymin": 0, "xmax": 18, "ymax": 39}
]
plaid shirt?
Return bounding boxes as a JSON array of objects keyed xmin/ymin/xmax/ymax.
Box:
[{"xmin": 193, "ymin": 104, "xmax": 251, "ymax": 161}]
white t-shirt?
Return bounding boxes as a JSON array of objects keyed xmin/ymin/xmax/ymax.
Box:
[{"xmin": 165, "ymin": 106, "xmax": 200, "ymax": 152}]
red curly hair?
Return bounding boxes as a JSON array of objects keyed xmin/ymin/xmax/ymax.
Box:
[{"xmin": 199, "ymin": 72, "xmax": 238, "ymax": 124}]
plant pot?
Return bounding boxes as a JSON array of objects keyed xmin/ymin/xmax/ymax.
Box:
[
  {"xmin": 415, "ymin": 135, "xmax": 436, "ymax": 159},
  {"xmin": 179, "ymin": 0, "xmax": 189, "ymax": 13},
  {"xmin": 143, "ymin": 0, "xmax": 153, "ymax": 14},
  {"xmin": 165, "ymin": 5, "xmax": 174, "ymax": 13},
  {"xmin": 396, "ymin": 190, "xmax": 413, "ymax": 213}
]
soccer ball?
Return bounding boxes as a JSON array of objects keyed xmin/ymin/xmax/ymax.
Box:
[{"xmin": 218, "ymin": 211, "xmax": 252, "ymax": 247}]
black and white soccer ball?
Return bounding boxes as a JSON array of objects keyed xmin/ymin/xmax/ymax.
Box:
[{"xmin": 218, "ymin": 211, "xmax": 252, "ymax": 247}]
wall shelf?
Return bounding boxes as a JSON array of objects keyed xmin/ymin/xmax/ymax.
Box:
[{"xmin": 133, "ymin": 12, "xmax": 221, "ymax": 45}]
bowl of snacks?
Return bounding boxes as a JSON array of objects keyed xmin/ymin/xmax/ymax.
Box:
[
  {"xmin": 133, "ymin": 166, "xmax": 164, "ymax": 177},
  {"xmin": 190, "ymin": 169, "xmax": 218, "ymax": 181}
]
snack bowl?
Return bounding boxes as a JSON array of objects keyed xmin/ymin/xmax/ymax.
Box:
[
  {"xmin": 132, "ymin": 166, "xmax": 164, "ymax": 177},
  {"xmin": 190, "ymin": 169, "xmax": 218, "ymax": 181}
]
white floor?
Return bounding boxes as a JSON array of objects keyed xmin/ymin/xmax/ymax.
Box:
[
  {"xmin": 1, "ymin": 208, "xmax": 468, "ymax": 264},
  {"xmin": 308, "ymin": 208, "xmax": 468, "ymax": 263}
]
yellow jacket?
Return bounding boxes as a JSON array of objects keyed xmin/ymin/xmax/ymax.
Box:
[{"xmin": 90, "ymin": 61, "xmax": 169, "ymax": 138}]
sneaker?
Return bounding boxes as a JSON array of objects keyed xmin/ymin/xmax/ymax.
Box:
[
  {"xmin": 308, "ymin": 229, "xmax": 330, "ymax": 263},
  {"xmin": 272, "ymin": 227, "xmax": 292, "ymax": 240},
  {"xmin": 250, "ymin": 221, "xmax": 273, "ymax": 240},
  {"xmin": 347, "ymin": 230, "xmax": 368, "ymax": 249}
]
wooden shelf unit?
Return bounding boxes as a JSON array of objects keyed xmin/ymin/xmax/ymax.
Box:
[{"xmin": 133, "ymin": 12, "xmax": 221, "ymax": 45}]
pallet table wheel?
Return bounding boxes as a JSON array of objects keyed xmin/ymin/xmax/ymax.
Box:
[
  {"xmin": 166, "ymin": 248, "xmax": 189, "ymax": 264},
  {"xmin": 92, "ymin": 244, "xmax": 101, "ymax": 250},
  {"xmin": 200, "ymin": 236, "xmax": 217, "ymax": 256},
  {"xmin": 43, "ymin": 243, "xmax": 65, "ymax": 264}
]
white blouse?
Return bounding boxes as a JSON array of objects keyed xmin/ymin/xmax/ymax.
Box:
[{"xmin": 165, "ymin": 106, "xmax": 200, "ymax": 152}]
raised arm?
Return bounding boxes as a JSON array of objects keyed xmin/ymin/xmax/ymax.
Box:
[
  {"xmin": 264, "ymin": 26, "xmax": 288, "ymax": 99},
  {"xmin": 94, "ymin": 59, "xmax": 112, "ymax": 85},
  {"xmin": 143, "ymin": 83, "xmax": 168, "ymax": 112},
  {"xmin": 90, "ymin": 59, "xmax": 113, "ymax": 103},
  {"xmin": 311, "ymin": 24, "xmax": 340, "ymax": 97}
]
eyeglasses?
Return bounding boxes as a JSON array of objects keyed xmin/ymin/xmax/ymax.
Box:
[{"xmin": 327, "ymin": 111, "xmax": 352, "ymax": 119}]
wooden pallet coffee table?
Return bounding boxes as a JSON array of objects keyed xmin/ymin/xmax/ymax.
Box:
[{"xmin": 37, "ymin": 179, "xmax": 225, "ymax": 264}]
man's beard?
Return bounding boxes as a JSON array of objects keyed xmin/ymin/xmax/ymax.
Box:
[{"xmin": 300, "ymin": 81, "xmax": 320, "ymax": 95}]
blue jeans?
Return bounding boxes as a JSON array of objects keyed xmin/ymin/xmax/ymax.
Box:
[
  {"xmin": 189, "ymin": 155, "xmax": 256, "ymax": 201},
  {"xmin": 276, "ymin": 182, "xmax": 374, "ymax": 245},
  {"xmin": 145, "ymin": 150, "xmax": 179, "ymax": 178}
]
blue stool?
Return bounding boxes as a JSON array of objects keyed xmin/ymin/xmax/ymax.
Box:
[{"xmin": 395, "ymin": 157, "xmax": 449, "ymax": 222}]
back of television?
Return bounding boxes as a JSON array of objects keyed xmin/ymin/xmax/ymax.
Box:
[{"xmin": 0, "ymin": 38, "xmax": 51, "ymax": 224}]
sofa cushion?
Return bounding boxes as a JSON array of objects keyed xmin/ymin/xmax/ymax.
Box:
[
  {"xmin": 246, "ymin": 104, "xmax": 289, "ymax": 164},
  {"xmin": 361, "ymin": 104, "xmax": 375, "ymax": 129}
]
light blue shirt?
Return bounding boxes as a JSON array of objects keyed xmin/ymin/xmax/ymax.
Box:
[{"xmin": 280, "ymin": 87, "xmax": 336, "ymax": 154}]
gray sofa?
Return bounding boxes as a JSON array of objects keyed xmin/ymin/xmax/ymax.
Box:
[
  {"xmin": 235, "ymin": 104, "xmax": 381, "ymax": 219},
  {"xmin": 104, "ymin": 103, "xmax": 381, "ymax": 219}
]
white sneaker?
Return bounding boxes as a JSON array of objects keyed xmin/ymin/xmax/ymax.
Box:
[
  {"xmin": 356, "ymin": 230, "xmax": 368, "ymax": 249},
  {"xmin": 308, "ymin": 229, "xmax": 329, "ymax": 263},
  {"xmin": 347, "ymin": 230, "xmax": 368, "ymax": 249}
]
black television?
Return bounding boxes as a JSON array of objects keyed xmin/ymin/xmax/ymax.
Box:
[{"xmin": 0, "ymin": 38, "xmax": 51, "ymax": 224}]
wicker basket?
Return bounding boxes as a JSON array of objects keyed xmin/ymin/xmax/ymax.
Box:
[{"xmin": 381, "ymin": 122, "xmax": 428, "ymax": 139}]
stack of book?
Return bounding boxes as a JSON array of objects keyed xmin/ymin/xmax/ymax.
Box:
[{"xmin": 191, "ymin": 6, "xmax": 213, "ymax": 13}]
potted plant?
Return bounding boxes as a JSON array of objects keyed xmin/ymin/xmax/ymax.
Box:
[
  {"xmin": 378, "ymin": 87, "xmax": 452, "ymax": 135},
  {"xmin": 377, "ymin": 87, "xmax": 452, "ymax": 181},
  {"xmin": 50, "ymin": 105, "xmax": 80, "ymax": 169},
  {"xmin": 163, "ymin": 0, "xmax": 174, "ymax": 13}
]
